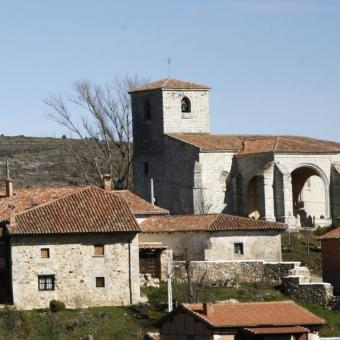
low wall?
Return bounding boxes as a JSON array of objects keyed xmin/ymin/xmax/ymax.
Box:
[
  {"xmin": 170, "ymin": 260, "xmax": 335, "ymax": 307},
  {"xmin": 172, "ymin": 260, "xmax": 299, "ymax": 286},
  {"xmin": 282, "ymin": 276, "xmax": 334, "ymax": 306}
]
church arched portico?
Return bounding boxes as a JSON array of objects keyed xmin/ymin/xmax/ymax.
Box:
[{"xmin": 290, "ymin": 163, "xmax": 331, "ymax": 228}]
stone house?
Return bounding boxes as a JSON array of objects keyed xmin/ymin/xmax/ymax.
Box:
[
  {"xmin": 139, "ymin": 213, "xmax": 286, "ymax": 262},
  {"xmin": 321, "ymin": 227, "xmax": 340, "ymax": 294},
  {"xmin": 130, "ymin": 78, "xmax": 340, "ymax": 229},
  {"xmin": 0, "ymin": 184, "xmax": 142, "ymax": 310},
  {"xmin": 154, "ymin": 301, "xmax": 325, "ymax": 340}
]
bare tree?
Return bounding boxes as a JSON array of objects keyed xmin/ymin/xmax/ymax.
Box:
[
  {"xmin": 183, "ymin": 248, "xmax": 194, "ymax": 303},
  {"xmin": 172, "ymin": 246, "xmax": 208, "ymax": 304},
  {"xmin": 196, "ymin": 189, "xmax": 214, "ymax": 214},
  {"xmin": 44, "ymin": 75, "xmax": 145, "ymax": 189}
]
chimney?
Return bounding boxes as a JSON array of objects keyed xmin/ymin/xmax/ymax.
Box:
[
  {"xmin": 5, "ymin": 159, "xmax": 14, "ymax": 197},
  {"xmin": 202, "ymin": 302, "xmax": 213, "ymax": 316},
  {"xmin": 8, "ymin": 204, "xmax": 15, "ymax": 226},
  {"xmin": 6, "ymin": 178, "xmax": 14, "ymax": 197},
  {"xmin": 102, "ymin": 174, "xmax": 112, "ymax": 191}
]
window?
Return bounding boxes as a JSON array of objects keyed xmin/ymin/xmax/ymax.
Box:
[
  {"xmin": 96, "ymin": 277, "xmax": 105, "ymax": 288},
  {"xmin": 144, "ymin": 99, "xmax": 151, "ymax": 120},
  {"xmin": 181, "ymin": 96, "xmax": 191, "ymax": 113},
  {"xmin": 41, "ymin": 248, "xmax": 50, "ymax": 259},
  {"xmin": 38, "ymin": 275, "xmax": 55, "ymax": 291},
  {"xmin": 94, "ymin": 244, "xmax": 105, "ymax": 256},
  {"xmin": 234, "ymin": 243, "xmax": 244, "ymax": 255},
  {"xmin": 144, "ymin": 162, "xmax": 149, "ymax": 176}
]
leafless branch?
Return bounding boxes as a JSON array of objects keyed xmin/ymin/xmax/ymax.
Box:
[{"xmin": 44, "ymin": 75, "xmax": 146, "ymax": 189}]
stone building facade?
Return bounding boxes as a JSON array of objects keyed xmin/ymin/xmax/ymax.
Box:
[
  {"xmin": 130, "ymin": 78, "xmax": 340, "ymax": 228},
  {"xmin": 139, "ymin": 214, "xmax": 285, "ymax": 261},
  {"xmin": 140, "ymin": 230, "xmax": 282, "ymax": 262},
  {"xmin": 11, "ymin": 233, "xmax": 140, "ymax": 310}
]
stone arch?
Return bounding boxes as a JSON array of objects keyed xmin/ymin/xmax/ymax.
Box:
[
  {"xmin": 181, "ymin": 96, "xmax": 191, "ymax": 113},
  {"xmin": 246, "ymin": 176, "xmax": 261, "ymax": 219},
  {"xmin": 291, "ymin": 163, "xmax": 330, "ymax": 227}
]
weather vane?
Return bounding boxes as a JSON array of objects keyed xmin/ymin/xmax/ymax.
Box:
[{"xmin": 167, "ymin": 58, "xmax": 171, "ymax": 78}]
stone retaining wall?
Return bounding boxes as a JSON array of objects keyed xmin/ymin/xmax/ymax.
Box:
[
  {"xmin": 171, "ymin": 260, "xmax": 336, "ymax": 307},
  {"xmin": 282, "ymin": 276, "xmax": 334, "ymax": 306},
  {"xmin": 172, "ymin": 260, "xmax": 299, "ymax": 286}
]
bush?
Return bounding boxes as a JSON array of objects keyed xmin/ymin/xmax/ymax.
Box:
[{"xmin": 49, "ymin": 300, "xmax": 65, "ymax": 313}]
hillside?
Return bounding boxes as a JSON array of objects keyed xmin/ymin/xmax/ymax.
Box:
[{"xmin": 0, "ymin": 136, "xmax": 93, "ymax": 188}]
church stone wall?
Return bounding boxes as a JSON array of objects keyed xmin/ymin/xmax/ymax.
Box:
[
  {"xmin": 131, "ymin": 88, "xmax": 210, "ymax": 213},
  {"xmin": 197, "ymin": 151, "xmax": 235, "ymax": 214},
  {"xmin": 140, "ymin": 230, "xmax": 282, "ymax": 262},
  {"xmin": 11, "ymin": 233, "xmax": 140, "ymax": 310},
  {"xmin": 162, "ymin": 90, "xmax": 210, "ymax": 134},
  {"xmin": 161, "ymin": 136, "xmax": 199, "ymax": 213},
  {"xmin": 236, "ymin": 153, "xmax": 274, "ymax": 217}
]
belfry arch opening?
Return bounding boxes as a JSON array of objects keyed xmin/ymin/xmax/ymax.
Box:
[
  {"xmin": 247, "ymin": 176, "xmax": 261, "ymax": 219},
  {"xmin": 291, "ymin": 166, "xmax": 328, "ymax": 228}
]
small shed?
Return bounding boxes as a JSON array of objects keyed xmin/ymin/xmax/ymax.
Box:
[{"xmin": 321, "ymin": 227, "xmax": 340, "ymax": 294}]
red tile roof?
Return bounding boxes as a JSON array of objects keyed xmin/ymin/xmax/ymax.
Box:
[
  {"xmin": 140, "ymin": 214, "xmax": 287, "ymax": 233},
  {"xmin": 129, "ymin": 78, "xmax": 210, "ymax": 93},
  {"xmin": 8, "ymin": 186, "xmax": 139, "ymax": 235},
  {"xmin": 113, "ymin": 190, "xmax": 169, "ymax": 216},
  {"xmin": 320, "ymin": 227, "xmax": 340, "ymax": 239},
  {"xmin": 167, "ymin": 133, "xmax": 340, "ymax": 154},
  {"xmin": 0, "ymin": 186, "xmax": 83, "ymax": 222},
  {"xmin": 181, "ymin": 301, "xmax": 325, "ymax": 328}
]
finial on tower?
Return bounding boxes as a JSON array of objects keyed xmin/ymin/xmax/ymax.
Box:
[{"xmin": 167, "ymin": 58, "xmax": 171, "ymax": 78}]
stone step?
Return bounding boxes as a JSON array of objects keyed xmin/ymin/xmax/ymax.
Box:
[{"xmin": 289, "ymin": 266, "xmax": 311, "ymax": 278}]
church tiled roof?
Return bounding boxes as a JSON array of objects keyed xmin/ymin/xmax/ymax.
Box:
[
  {"xmin": 140, "ymin": 213, "xmax": 287, "ymax": 233},
  {"xmin": 8, "ymin": 186, "xmax": 139, "ymax": 235},
  {"xmin": 129, "ymin": 78, "xmax": 210, "ymax": 92},
  {"xmin": 167, "ymin": 133, "xmax": 340, "ymax": 155}
]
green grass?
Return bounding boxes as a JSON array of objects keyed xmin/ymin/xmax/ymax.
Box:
[
  {"xmin": 0, "ymin": 306, "xmax": 149, "ymax": 340},
  {"xmin": 281, "ymin": 231, "xmax": 322, "ymax": 275},
  {"xmin": 303, "ymin": 304, "xmax": 340, "ymax": 337},
  {"xmin": 1, "ymin": 283, "xmax": 339, "ymax": 338},
  {"xmin": 141, "ymin": 281, "xmax": 287, "ymax": 306}
]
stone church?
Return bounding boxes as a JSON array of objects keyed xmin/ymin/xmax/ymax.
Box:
[{"xmin": 130, "ymin": 78, "xmax": 340, "ymax": 229}]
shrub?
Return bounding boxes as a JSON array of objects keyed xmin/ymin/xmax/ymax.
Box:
[{"xmin": 49, "ymin": 300, "xmax": 65, "ymax": 313}]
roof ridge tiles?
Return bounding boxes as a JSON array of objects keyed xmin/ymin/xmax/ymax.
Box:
[{"xmin": 129, "ymin": 78, "xmax": 210, "ymax": 93}]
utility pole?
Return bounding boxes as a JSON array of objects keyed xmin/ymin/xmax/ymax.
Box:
[
  {"xmin": 167, "ymin": 262, "xmax": 173, "ymax": 312},
  {"xmin": 288, "ymin": 212, "xmax": 292, "ymax": 247}
]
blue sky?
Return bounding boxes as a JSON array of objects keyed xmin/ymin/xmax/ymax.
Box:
[{"xmin": 1, "ymin": 0, "xmax": 340, "ymax": 140}]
